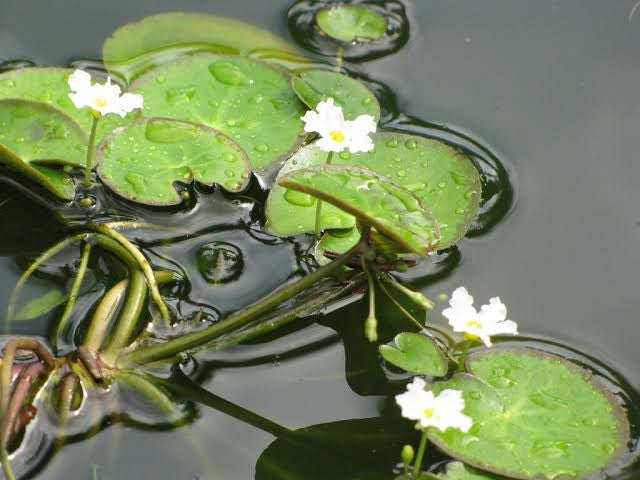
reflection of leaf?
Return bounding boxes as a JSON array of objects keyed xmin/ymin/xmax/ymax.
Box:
[
  {"xmin": 102, "ymin": 12, "xmax": 302, "ymax": 83},
  {"xmin": 380, "ymin": 333, "xmax": 447, "ymax": 376},
  {"xmin": 128, "ymin": 55, "xmax": 305, "ymax": 169},
  {"xmin": 279, "ymin": 165, "xmax": 439, "ymax": 256},
  {"xmin": 266, "ymin": 132, "xmax": 481, "ymax": 250},
  {"xmin": 0, "ymin": 99, "xmax": 87, "ymax": 200},
  {"xmin": 316, "ymin": 5, "xmax": 387, "ymax": 43},
  {"xmin": 291, "ymin": 69, "xmax": 380, "ymax": 120},
  {"xmin": 14, "ymin": 289, "xmax": 67, "ymax": 321},
  {"xmin": 97, "ymin": 118, "xmax": 251, "ymax": 205},
  {"xmin": 427, "ymin": 348, "xmax": 630, "ymax": 479}
]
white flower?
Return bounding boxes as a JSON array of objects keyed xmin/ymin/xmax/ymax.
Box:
[
  {"xmin": 68, "ymin": 69, "xmax": 143, "ymax": 117},
  {"xmin": 395, "ymin": 377, "xmax": 472, "ymax": 432},
  {"xmin": 301, "ymin": 98, "xmax": 376, "ymax": 153},
  {"xmin": 442, "ymin": 287, "xmax": 518, "ymax": 347}
]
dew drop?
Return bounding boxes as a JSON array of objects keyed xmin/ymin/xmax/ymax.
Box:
[
  {"xmin": 455, "ymin": 208, "xmax": 465, "ymax": 215},
  {"xmin": 385, "ymin": 139, "xmax": 399, "ymax": 148},
  {"xmin": 155, "ymin": 75, "xmax": 166, "ymax": 84},
  {"xmin": 339, "ymin": 151, "xmax": 351, "ymax": 160},
  {"xmin": 405, "ymin": 139, "xmax": 418, "ymax": 150},
  {"xmin": 166, "ymin": 86, "xmax": 197, "ymax": 105},
  {"xmin": 284, "ymin": 189, "xmax": 316, "ymax": 207},
  {"xmin": 224, "ymin": 169, "xmax": 236, "ymax": 178},
  {"xmin": 1, "ymin": 79, "xmax": 16, "ymax": 88},
  {"xmin": 223, "ymin": 152, "xmax": 237, "ymax": 163},
  {"xmin": 208, "ymin": 61, "xmax": 251, "ymax": 86},
  {"xmin": 362, "ymin": 97, "xmax": 372, "ymax": 106},
  {"xmin": 438, "ymin": 181, "xmax": 447, "ymax": 189},
  {"xmin": 254, "ymin": 144, "xmax": 269, "ymax": 153}
]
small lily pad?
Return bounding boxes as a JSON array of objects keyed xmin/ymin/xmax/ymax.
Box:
[
  {"xmin": 426, "ymin": 348, "xmax": 630, "ymax": 479},
  {"xmin": 0, "ymin": 67, "xmax": 131, "ymax": 142},
  {"xmin": 129, "ymin": 55, "xmax": 305, "ymax": 170},
  {"xmin": 0, "ymin": 99, "xmax": 88, "ymax": 200},
  {"xmin": 103, "ymin": 12, "xmax": 303, "ymax": 83},
  {"xmin": 278, "ymin": 165, "xmax": 440, "ymax": 256},
  {"xmin": 97, "ymin": 118, "xmax": 251, "ymax": 205},
  {"xmin": 265, "ymin": 132, "xmax": 481, "ymax": 249},
  {"xmin": 380, "ymin": 332, "xmax": 447, "ymax": 376},
  {"xmin": 316, "ymin": 5, "xmax": 387, "ymax": 43},
  {"xmin": 291, "ymin": 69, "xmax": 380, "ymax": 121}
]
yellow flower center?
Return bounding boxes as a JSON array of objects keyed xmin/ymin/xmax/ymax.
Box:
[
  {"xmin": 424, "ymin": 408, "xmax": 435, "ymax": 418},
  {"xmin": 329, "ymin": 130, "xmax": 346, "ymax": 143},
  {"xmin": 466, "ymin": 320, "xmax": 483, "ymax": 330},
  {"xmin": 94, "ymin": 98, "xmax": 108, "ymax": 108}
]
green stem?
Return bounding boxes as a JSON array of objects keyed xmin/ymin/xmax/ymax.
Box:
[
  {"xmin": 102, "ymin": 268, "xmax": 147, "ymax": 358},
  {"xmin": 0, "ymin": 445, "xmax": 15, "ymax": 480},
  {"xmin": 87, "ymin": 223, "xmax": 170, "ymax": 323},
  {"xmin": 83, "ymin": 115, "xmax": 100, "ymax": 188},
  {"xmin": 412, "ymin": 431, "xmax": 429, "ymax": 478},
  {"xmin": 362, "ymin": 258, "xmax": 378, "ymax": 342},
  {"xmin": 7, "ymin": 234, "xmax": 89, "ymax": 324},
  {"xmin": 314, "ymin": 151, "xmax": 334, "ymax": 240},
  {"xmin": 119, "ymin": 240, "xmax": 363, "ymax": 366},
  {"xmin": 378, "ymin": 273, "xmax": 434, "ymax": 310},
  {"xmin": 82, "ymin": 279, "xmax": 128, "ymax": 352},
  {"xmin": 114, "ymin": 371, "xmax": 177, "ymax": 415},
  {"xmin": 205, "ymin": 276, "xmax": 365, "ymax": 352},
  {"xmin": 53, "ymin": 242, "xmax": 92, "ymax": 349},
  {"xmin": 456, "ymin": 341, "xmax": 472, "ymax": 373}
]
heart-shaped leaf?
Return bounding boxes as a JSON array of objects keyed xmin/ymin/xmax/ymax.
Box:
[
  {"xmin": 379, "ymin": 332, "xmax": 447, "ymax": 376},
  {"xmin": 265, "ymin": 132, "xmax": 481, "ymax": 249},
  {"xmin": 97, "ymin": 118, "xmax": 251, "ymax": 205},
  {"xmin": 0, "ymin": 67, "xmax": 131, "ymax": 142},
  {"xmin": 128, "ymin": 55, "xmax": 306, "ymax": 170},
  {"xmin": 279, "ymin": 165, "xmax": 440, "ymax": 256},
  {"xmin": 0, "ymin": 99, "xmax": 88, "ymax": 200},
  {"xmin": 316, "ymin": 5, "xmax": 387, "ymax": 43},
  {"xmin": 291, "ymin": 69, "xmax": 380, "ymax": 121},
  {"xmin": 102, "ymin": 12, "xmax": 303, "ymax": 83},
  {"xmin": 426, "ymin": 348, "xmax": 630, "ymax": 479}
]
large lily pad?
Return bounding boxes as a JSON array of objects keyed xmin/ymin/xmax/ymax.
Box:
[
  {"xmin": 0, "ymin": 67, "xmax": 131, "ymax": 142},
  {"xmin": 316, "ymin": 5, "xmax": 387, "ymax": 43},
  {"xmin": 379, "ymin": 332, "xmax": 447, "ymax": 376},
  {"xmin": 0, "ymin": 99, "xmax": 88, "ymax": 200},
  {"xmin": 265, "ymin": 132, "xmax": 481, "ymax": 249},
  {"xmin": 103, "ymin": 12, "xmax": 303, "ymax": 84},
  {"xmin": 278, "ymin": 165, "xmax": 440, "ymax": 256},
  {"xmin": 97, "ymin": 118, "xmax": 251, "ymax": 205},
  {"xmin": 426, "ymin": 348, "xmax": 630, "ymax": 479},
  {"xmin": 291, "ymin": 69, "xmax": 380, "ymax": 121},
  {"xmin": 129, "ymin": 55, "xmax": 306, "ymax": 170}
]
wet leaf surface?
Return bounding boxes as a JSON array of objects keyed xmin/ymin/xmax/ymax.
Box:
[
  {"xmin": 380, "ymin": 332, "xmax": 448, "ymax": 376},
  {"xmin": 316, "ymin": 5, "xmax": 387, "ymax": 43}
]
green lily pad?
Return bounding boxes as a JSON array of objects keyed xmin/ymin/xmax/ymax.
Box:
[
  {"xmin": 0, "ymin": 99, "xmax": 88, "ymax": 200},
  {"xmin": 426, "ymin": 348, "xmax": 630, "ymax": 479},
  {"xmin": 0, "ymin": 67, "xmax": 132, "ymax": 142},
  {"xmin": 291, "ymin": 69, "xmax": 380, "ymax": 121},
  {"xmin": 379, "ymin": 332, "xmax": 447, "ymax": 376},
  {"xmin": 103, "ymin": 12, "xmax": 303, "ymax": 84},
  {"xmin": 97, "ymin": 118, "xmax": 251, "ymax": 205},
  {"xmin": 316, "ymin": 227, "xmax": 361, "ymax": 265},
  {"xmin": 265, "ymin": 132, "xmax": 481, "ymax": 249},
  {"xmin": 278, "ymin": 165, "xmax": 440, "ymax": 256},
  {"xmin": 438, "ymin": 462, "xmax": 501, "ymax": 480},
  {"xmin": 129, "ymin": 55, "xmax": 306, "ymax": 170},
  {"xmin": 316, "ymin": 5, "xmax": 387, "ymax": 43}
]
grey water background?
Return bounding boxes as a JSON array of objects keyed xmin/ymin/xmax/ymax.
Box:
[{"xmin": 0, "ymin": 0, "xmax": 639, "ymax": 478}]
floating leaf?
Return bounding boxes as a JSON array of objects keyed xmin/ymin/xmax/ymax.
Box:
[
  {"xmin": 0, "ymin": 67, "xmax": 131, "ymax": 142},
  {"xmin": 0, "ymin": 99, "xmax": 88, "ymax": 200},
  {"xmin": 316, "ymin": 228, "xmax": 361, "ymax": 265},
  {"xmin": 97, "ymin": 118, "xmax": 251, "ymax": 205},
  {"xmin": 129, "ymin": 55, "xmax": 305, "ymax": 170},
  {"xmin": 14, "ymin": 289, "xmax": 67, "ymax": 321},
  {"xmin": 427, "ymin": 348, "xmax": 630, "ymax": 479},
  {"xmin": 438, "ymin": 462, "xmax": 501, "ymax": 480},
  {"xmin": 103, "ymin": 12, "xmax": 303, "ymax": 83},
  {"xmin": 266, "ymin": 132, "xmax": 481, "ymax": 249},
  {"xmin": 291, "ymin": 69, "xmax": 380, "ymax": 121},
  {"xmin": 379, "ymin": 332, "xmax": 447, "ymax": 376},
  {"xmin": 316, "ymin": 5, "xmax": 387, "ymax": 43},
  {"xmin": 278, "ymin": 165, "xmax": 439, "ymax": 256}
]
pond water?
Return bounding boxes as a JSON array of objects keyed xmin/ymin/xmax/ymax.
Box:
[{"xmin": 0, "ymin": 0, "xmax": 639, "ymax": 479}]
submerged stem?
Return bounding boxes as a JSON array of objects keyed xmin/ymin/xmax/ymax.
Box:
[
  {"xmin": 53, "ymin": 242, "xmax": 92, "ymax": 349},
  {"xmin": 83, "ymin": 115, "xmax": 100, "ymax": 188},
  {"xmin": 362, "ymin": 259, "xmax": 378, "ymax": 342},
  {"xmin": 82, "ymin": 279, "xmax": 128, "ymax": 352},
  {"xmin": 412, "ymin": 430, "xmax": 429, "ymax": 478},
  {"xmin": 120, "ymin": 239, "xmax": 363, "ymax": 366},
  {"xmin": 314, "ymin": 150, "xmax": 334, "ymax": 240},
  {"xmin": 0, "ymin": 445, "xmax": 15, "ymax": 480},
  {"xmin": 7, "ymin": 234, "xmax": 89, "ymax": 324},
  {"xmin": 87, "ymin": 224, "xmax": 170, "ymax": 323}
]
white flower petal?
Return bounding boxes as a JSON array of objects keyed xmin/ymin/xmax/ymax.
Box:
[
  {"xmin": 68, "ymin": 69, "xmax": 92, "ymax": 93},
  {"xmin": 450, "ymin": 287, "xmax": 474, "ymax": 308},
  {"xmin": 478, "ymin": 297, "xmax": 507, "ymax": 325},
  {"xmin": 67, "ymin": 70, "xmax": 143, "ymax": 117}
]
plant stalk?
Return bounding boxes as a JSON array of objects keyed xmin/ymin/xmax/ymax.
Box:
[
  {"xmin": 412, "ymin": 430, "xmax": 429, "ymax": 478},
  {"xmin": 362, "ymin": 259, "xmax": 378, "ymax": 342},
  {"xmin": 82, "ymin": 280, "xmax": 128, "ymax": 352},
  {"xmin": 83, "ymin": 115, "xmax": 100, "ymax": 188},
  {"xmin": 314, "ymin": 150, "xmax": 334, "ymax": 240},
  {"xmin": 119, "ymin": 240, "xmax": 363, "ymax": 366}
]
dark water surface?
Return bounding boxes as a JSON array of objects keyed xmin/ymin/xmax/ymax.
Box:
[{"xmin": 0, "ymin": 0, "xmax": 639, "ymax": 479}]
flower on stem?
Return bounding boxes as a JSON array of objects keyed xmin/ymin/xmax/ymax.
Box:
[
  {"xmin": 395, "ymin": 377, "xmax": 472, "ymax": 432},
  {"xmin": 301, "ymin": 98, "xmax": 376, "ymax": 153},
  {"xmin": 68, "ymin": 69, "xmax": 143, "ymax": 117},
  {"xmin": 442, "ymin": 287, "xmax": 518, "ymax": 347}
]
